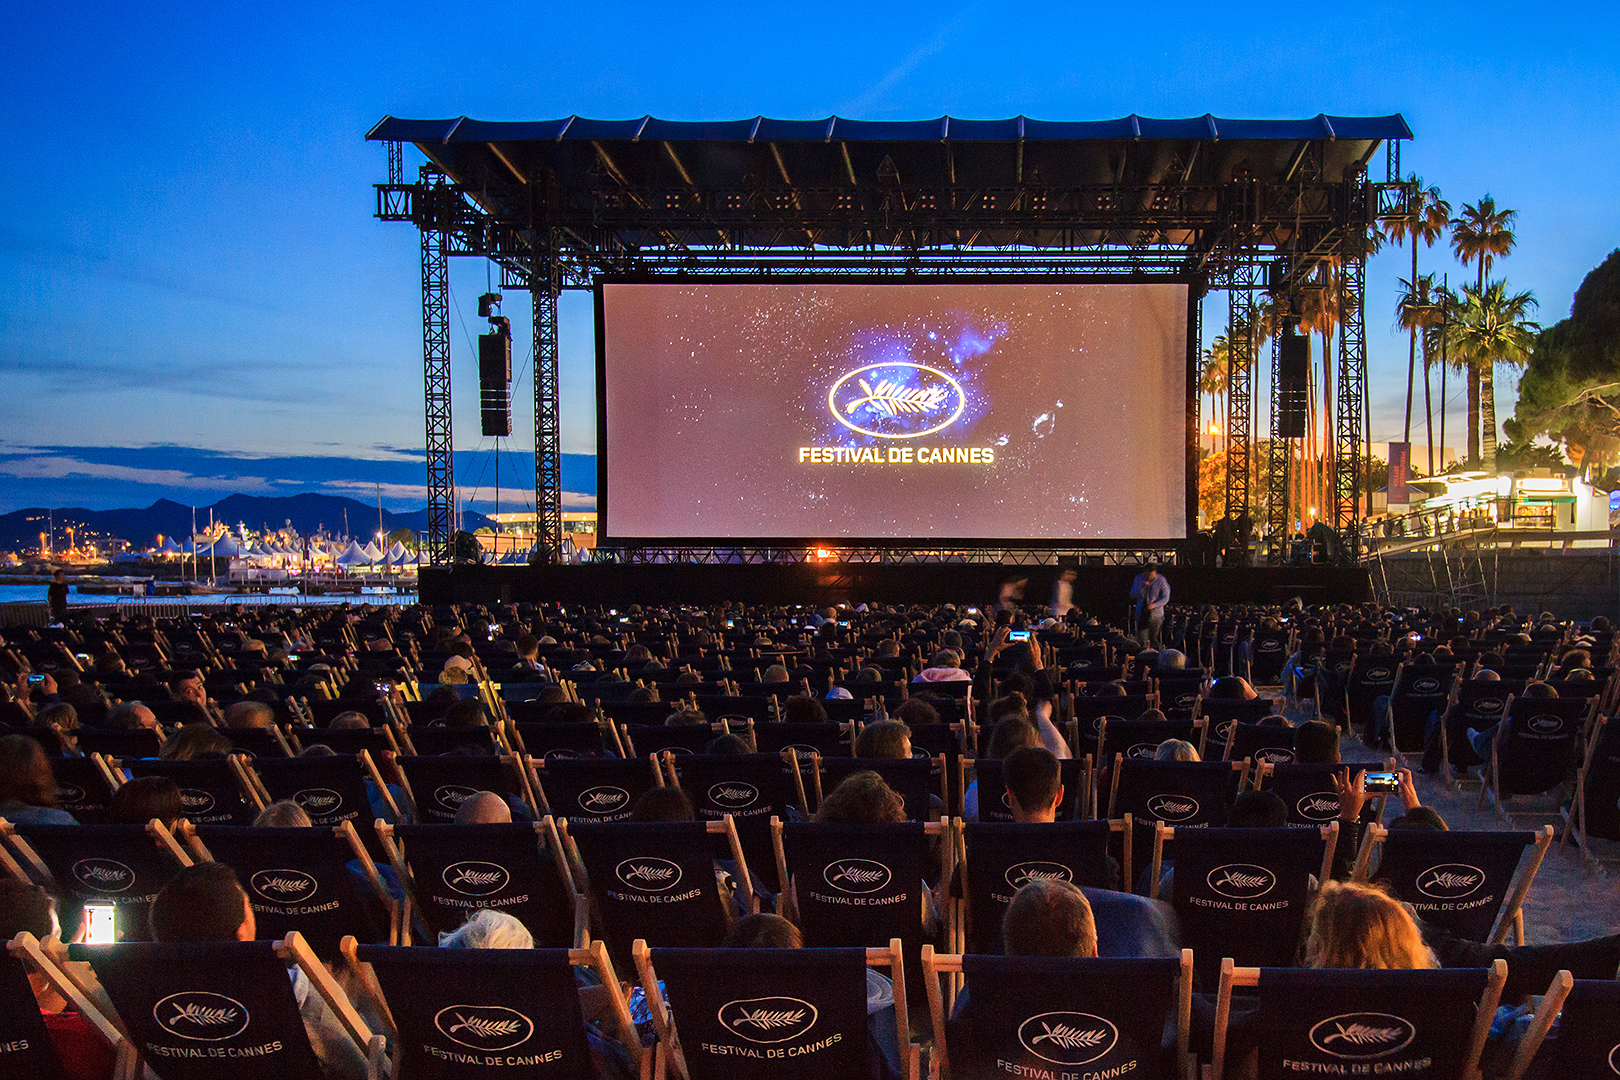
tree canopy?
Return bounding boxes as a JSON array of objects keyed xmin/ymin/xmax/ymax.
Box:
[{"xmin": 1506, "ymin": 249, "xmax": 1620, "ymax": 468}]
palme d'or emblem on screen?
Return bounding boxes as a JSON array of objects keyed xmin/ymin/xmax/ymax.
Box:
[{"xmin": 828, "ymin": 362, "xmax": 966, "ymax": 439}]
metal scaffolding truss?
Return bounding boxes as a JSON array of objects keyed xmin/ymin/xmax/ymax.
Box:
[
  {"xmin": 602, "ymin": 546, "xmax": 1180, "ymax": 567},
  {"xmin": 369, "ymin": 113, "xmax": 1411, "ymax": 563}
]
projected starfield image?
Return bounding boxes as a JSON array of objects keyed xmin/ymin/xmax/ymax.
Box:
[{"xmin": 599, "ymin": 282, "xmax": 1188, "ymax": 541}]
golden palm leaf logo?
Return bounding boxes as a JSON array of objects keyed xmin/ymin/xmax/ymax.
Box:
[{"xmin": 829, "ymin": 362, "xmax": 966, "ymax": 439}]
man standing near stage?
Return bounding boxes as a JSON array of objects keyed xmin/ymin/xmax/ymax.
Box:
[{"xmin": 1129, "ymin": 563, "xmax": 1169, "ymax": 648}]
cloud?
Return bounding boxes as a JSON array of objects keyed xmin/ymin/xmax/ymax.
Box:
[
  {"xmin": 840, "ymin": 5, "xmax": 984, "ymax": 117},
  {"xmin": 0, "ymin": 454, "xmax": 277, "ymax": 492},
  {"xmin": 319, "ymin": 480, "xmax": 433, "ymax": 503}
]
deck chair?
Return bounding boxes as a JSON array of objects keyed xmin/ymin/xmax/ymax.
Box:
[
  {"xmin": 1211, "ymin": 960, "xmax": 1505, "ymax": 1080},
  {"xmin": 1480, "ymin": 697, "xmax": 1593, "ymax": 823},
  {"xmin": 287, "ymin": 724, "xmax": 401, "ymax": 758},
  {"xmin": 1434, "ymin": 680, "xmax": 1524, "ymax": 774},
  {"xmin": 4, "ymin": 931, "xmax": 127, "ymax": 1080},
  {"xmin": 1355, "ymin": 825, "xmax": 1553, "ymax": 945},
  {"xmin": 634, "ymin": 940, "xmax": 916, "ymax": 1080},
  {"xmin": 750, "ymin": 721, "xmax": 851, "ymax": 758},
  {"xmin": 563, "ymin": 819, "xmax": 754, "ymax": 961},
  {"xmin": 1562, "ymin": 714, "xmax": 1620, "ymax": 866},
  {"xmin": 69, "ymin": 933, "xmax": 373, "ymax": 1080},
  {"xmin": 1151, "ymin": 823, "xmax": 1336, "ymax": 981},
  {"xmin": 1380, "ymin": 663, "xmax": 1459, "ymax": 756},
  {"xmin": 1218, "ymin": 721, "xmax": 1298, "ymax": 764},
  {"xmin": 619, "ymin": 722, "xmax": 727, "ymax": 757},
  {"xmin": 1254, "ymin": 762, "xmax": 1386, "ymax": 827},
  {"xmin": 1071, "ymin": 696, "xmax": 1158, "ymax": 744},
  {"xmin": 528, "ymin": 756, "xmax": 661, "ymax": 822},
  {"xmin": 248, "ymin": 751, "xmax": 398, "ymax": 835},
  {"xmin": 507, "ymin": 720, "xmax": 617, "ymax": 759},
  {"xmin": 112, "ymin": 757, "xmax": 260, "ymax": 825},
  {"xmin": 392, "ymin": 753, "xmax": 536, "ymax": 823},
  {"xmin": 959, "ymin": 757, "xmax": 1086, "ymax": 823},
  {"xmin": 1343, "ymin": 652, "xmax": 1398, "ymax": 718},
  {"xmin": 379, "ymin": 820, "xmax": 580, "ymax": 948},
  {"xmin": 179, "ymin": 823, "xmax": 395, "ymax": 953},
  {"xmin": 923, "ymin": 949, "xmax": 1192, "ymax": 1080},
  {"xmin": 815, "ymin": 755, "xmax": 944, "ymax": 822},
  {"xmin": 956, "ymin": 821, "xmax": 1116, "ymax": 955},
  {"xmin": 217, "ymin": 726, "xmax": 295, "ymax": 759},
  {"xmin": 0, "ymin": 821, "xmax": 191, "ymax": 941},
  {"xmin": 1107, "ymin": 758, "xmax": 1247, "ymax": 826},
  {"xmin": 667, "ymin": 751, "xmax": 809, "ymax": 892},
  {"xmin": 1501, "ymin": 974, "xmax": 1613, "ymax": 1080},
  {"xmin": 346, "ymin": 938, "xmax": 641, "ymax": 1080},
  {"xmin": 1199, "ymin": 697, "xmax": 1280, "ymax": 727},
  {"xmin": 399, "ymin": 725, "xmax": 502, "ymax": 757},
  {"xmin": 1095, "ymin": 717, "xmax": 1209, "ymax": 767},
  {"xmin": 71, "ymin": 726, "xmax": 165, "ymax": 760},
  {"xmin": 49, "ymin": 754, "xmax": 120, "ymax": 824},
  {"xmin": 1249, "ymin": 629, "xmax": 1292, "ymax": 685},
  {"xmin": 773, "ymin": 820, "xmax": 949, "ymax": 950}
]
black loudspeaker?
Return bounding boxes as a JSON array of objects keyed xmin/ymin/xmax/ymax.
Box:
[
  {"xmin": 1277, "ymin": 331, "xmax": 1309, "ymax": 439},
  {"xmin": 479, "ymin": 325, "xmax": 512, "ymax": 437}
]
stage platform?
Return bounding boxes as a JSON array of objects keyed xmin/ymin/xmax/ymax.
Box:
[{"xmin": 420, "ymin": 563, "xmax": 1372, "ymax": 611}]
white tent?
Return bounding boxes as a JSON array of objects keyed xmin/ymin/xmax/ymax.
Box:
[
  {"xmin": 360, "ymin": 541, "xmax": 384, "ymax": 562},
  {"xmin": 385, "ymin": 542, "xmax": 412, "ymax": 565},
  {"xmin": 156, "ymin": 536, "xmax": 183, "ymax": 555},
  {"xmin": 334, "ymin": 541, "xmax": 372, "ymax": 566},
  {"xmin": 198, "ymin": 534, "xmax": 243, "ymax": 558}
]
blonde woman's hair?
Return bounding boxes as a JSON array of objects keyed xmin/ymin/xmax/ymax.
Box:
[
  {"xmin": 1302, "ymin": 881, "xmax": 1434, "ymax": 970},
  {"xmin": 1154, "ymin": 738, "xmax": 1200, "ymax": 762}
]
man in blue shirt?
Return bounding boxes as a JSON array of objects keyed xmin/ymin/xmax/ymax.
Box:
[{"xmin": 1130, "ymin": 564, "xmax": 1170, "ymax": 648}]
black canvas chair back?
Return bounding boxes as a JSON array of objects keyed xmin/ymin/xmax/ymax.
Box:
[
  {"xmin": 905, "ymin": 722, "xmax": 964, "ymax": 763},
  {"xmin": 1259, "ymin": 763, "xmax": 1352, "ymax": 827},
  {"xmin": 1161, "ymin": 825, "xmax": 1330, "ymax": 978},
  {"xmin": 1220, "ymin": 721, "xmax": 1297, "ymax": 764},
  {"xmin": 71, "ymin": 940, "xmax": 333, "ymax": 1079},
  {"xmin": 641, "ymin": 945, "xmax": 880, "ymax": 1080},
  {"xmin": 1346, "ymin": 655, "xmax": 1400, "ymax": 731},
  {"xmin": 354, "ymin": 944, "xmax": 603, "ymax": 1080},
  {"xmin": 72, "ymin": 726, "xmax": 165, "ymax": 759},
  {"xmin": 1454, "ymin": 679, "xmax": 1523, "ymax": 727},
  {"xmin": 1072, "ymin": 695, "xmax": 1156, "ymax": 736},
  {"xmin": 4, "ymin": 823, "xmax": 187, "ymax": 938},
  {"xmin": 291, "ymin": 725, "xmax": 397, "ymax": 758},
  {"xmin": 186, "ymin": 825, "xmax": 379, "ymax": 954},
  {"xmin": 959, "ymin": 821, "xmax": 1112, "ymax": 954},
  {"xmin": 967, "ymin": 758, "xmax": 1084, "ymax": 822},
  {"xmin": 120, "ymin": 758, "xmax": 255, "ymax": 825},
  {"xmin": 779, "ymin": 821, "xmax": 928, "ymax": 948},
  {"xmin": 1371, "ymin": 829, "xmax": 1538, "ymax": 942},
  {"xmin": 1110, "ymin": 759, "xmax": 1239, "ymax": 826},
  {"xmin": 248, "ymin": 753, "xmax": 381, "ymax": 833},
  {"xmin": 1198, "ymin": 697, "xmax": 1279, "ymax": 727},
  {"xmin": 819, "ymin": 756, "xmax": 938, "ymax": 821},
  {"xmin": 947, "ymin": 955, "xmax": 1184, "ymax": 1080},
  {"xmin": 0, "ymin": 949, "xmax": 66, "ymax": 1079},
  {"xmin": 531, "ymin": 757, "xmax": 659, "ymax": 822},
  {"xmin": 218, "ymin": 727, "xmax": 290, "ymax": 759},
  {"xmin": 620, "ymin": 723, "xmax": 717, "ymax": 757},
  {"xmin": 1221, "ymin": 965, "xmax": 1501, "ymax": 1080},
  {"xmin": 1572, "ymin": 716, "xmax": 1620, "ymax": 848},
  {"xmin": 1491, "ymin": 697, "xmax": 1590, "ymax": 797},
  {"xmin": 49, "ymin": 755, "xmax": 116, "ymax": 824},
  {"xmin": 1540, "ymin": 978, "xmax": 1620, "ymax": 1080},
  {"xmin": 387, "ymin": 822, "xmax": 575, "ymax": 947},
  {"xmin": 751, "ymin": 722, "xmax": 846, "ymax": 759},
  {"xmin": 1250, "ymin": 630, "xmax": 1292, "ymax": 684},
  {"xmin": 567, "ymin": 821, "xmax": 732, "ymax": 957},
  {"xmin": 1387, "ymin": 664, "xmax": 1458, "ymax": 752},
  {"xmin": 1158, "ymin": 678, "xmax": 1205, "ymax": 719},
  {"xmin": 511, "ymin": 721, "xmax": 613, "ymax": 759},
  {"xmin": 674, "ymin": 753, "xmax": 805, "ymax": 826},
  {"xmin": 404, "ymin": 724, "xmax": 501, "ymax": 756},
  {"xmin": 1096, "ymin": 718, "xmax": 1206, "ymax": 765},
  {"xmin": 395, "ymin": 754, "xmax": 530, "ymax": 823}
]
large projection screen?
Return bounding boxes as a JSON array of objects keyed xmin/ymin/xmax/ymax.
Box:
[{"xmin": 597, "ymin": 281, "xmax": 1192, "ymax": 544}]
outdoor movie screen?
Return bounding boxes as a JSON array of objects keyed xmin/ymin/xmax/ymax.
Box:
[{"xmin": 597, "ymin": 281, "xmax": 1191, "ymax": 543}]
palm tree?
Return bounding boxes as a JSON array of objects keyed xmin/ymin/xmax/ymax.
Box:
[
  {"xmin": 1450, "ymin": 197, "xmax": 1518, "ymax": 464},
  {"xmin": 1382, "ymin": 177, "xmax": 1450, "ymax": 443},
  {"xmin": 1395, "ymin": 273, "xmax": 1445, "ymax": 472},
  {"xmin": 1446, "ymin": 281, "xmax": 1539, "ymax": 471},
  {"xmin": 1201, "ymin": 333, "xmax": 1231, "ymax": 424},
  {"xmin": 1295, "ymin": 269, "xmax": 1341, "ymax": 526}
]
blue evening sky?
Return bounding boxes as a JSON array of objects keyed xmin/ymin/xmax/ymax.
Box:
[{"xmin": 2, "ymin": 2, "xmax": 1616, "ymax": 514}]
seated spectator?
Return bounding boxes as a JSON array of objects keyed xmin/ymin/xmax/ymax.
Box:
[
  {"xmin": 761, "ymin": 664, "xmax": 791, "ymax": 684},
  {"xmin": 255, "ymin": 800, "xmax": 313, "ymax": 827},
  {"xmin": 1208, "ymin": 676, "xmax": 1259, "ymax": 701},
  {"xmin": 1302, "ymin": 881, "xmax": 1433, "ymax": 969},
  {"xmin": 815, "ymin": 771, "xmax": 905, "ymax": 825},
  {"xmin": 439, "ymin": 908, "xmax": 531, "ymax": 949},
  {"xmin": 106, "ymin": 776, "xmax": 182, "ymax": 828},
  {"xmin": 1154, "ymin": 739, "xmax": 1200, "ymax": 762},
  {"xmin": 148, "ymin": 864, "xmax": 366, "ymax": 1080},
  {"xmin": 630, "ymin": 786, "xmax": 696, "ymax": 823},
  {"xmin": 222, "ymin": 701, "xmax": 275, "ymax": 730},
  {"xmin": 1156, "ymin": 649, "xmax": 1188, "ymax": 673},
  {"xmin": 105, "ymin": 701, "xmax": 159, "ymax": 731},
  {"xmin": 0, "ymin": 734, "xmax": 77, "ymax": 824},
  {"xmin": 0, "ymin": 879, "xmax": 116, "ymax": 1080},
  {"xmin": 664, "ymin": 708, "xmax": 707, "ymax": 727},
  {"xmin": 781, "ymin": 695, "xmax": 828, "ymax": 724},
  {"xmin": 854, "ymin": 720, "xmax": 911, "ymax": 760},
  {"xmin": 1004, "ymin": 746, "xmax": 1064, "ymax": 823},
  {"xmin": 892, "ymin": 698, "xmax": 940, "ymax": 728},
  {"xmin": 440, "ymin": 699, "xmax": 489, "ymax": 728},
  {"xmin": 705, "ymin": 733, "xmax": 751, "ymax": 755},
  {"xmin": 33, "ymin": 702, "xmax": 81, "ymax": 754},
  {"xmin": 1003, "ymin": 879, "xmax": 1097, "ymax": 959},
  {"xmin": 326, "ymin": 711, "xmax": 371, "ymax": 730},
  {"xmin": 452, "ymin": 790, "xmax": 512, "ymax": 825},
  {"xmin": 914, "ymin": 650, "xmax": 971, "ymax": 683},
  {"xmin": 159, "ymin": 723, "xmax": 232, "ymax": 761},
  {"xmin": 1468, "ymin": 682, "xmax": 1558, "ymax": 759},
  {"xmin": 1293, "ymin": 720, "xmax": 1340, "ymax": 765},
  {"xmin": 1227, "ymin": 790, "xmax": 1286, "ymax": 828}
]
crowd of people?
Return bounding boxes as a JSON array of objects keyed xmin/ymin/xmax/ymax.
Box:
[{"xmin": 0, "ymin": 593, "xmax": 1616, "ymax": 1078}]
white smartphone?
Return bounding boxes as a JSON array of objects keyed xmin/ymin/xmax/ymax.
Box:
[{"xmin": 83, "ymin": 903, "xmax": 116, "ymax": 944}]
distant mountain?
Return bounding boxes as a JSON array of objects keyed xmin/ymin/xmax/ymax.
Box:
[{"xmin": 0, "ymin": 494, "xmax": 496, "ymax": 552}]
